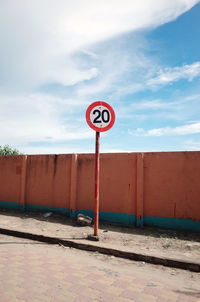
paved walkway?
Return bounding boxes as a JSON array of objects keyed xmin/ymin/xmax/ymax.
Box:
[{"xmin": 0, "ymin": 234, "xmax": 199, "ymax": 302}]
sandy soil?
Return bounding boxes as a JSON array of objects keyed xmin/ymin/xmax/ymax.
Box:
[{"xmin": 0, "ymin": 209, "xmax": 199, "ymax": 264}]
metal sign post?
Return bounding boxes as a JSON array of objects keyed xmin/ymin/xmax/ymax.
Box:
[
  {"xmin": 86, "ymin": 101, "xmax": 115, "ymax": 239},
  {"xmin": 94, "ymin": 131, "xmax": 100, "ymax": 236}
]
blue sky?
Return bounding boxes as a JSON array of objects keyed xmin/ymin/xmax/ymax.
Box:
[{"xmin": 0, "ymin": 0, "xmax": 200, "ymax": 154}]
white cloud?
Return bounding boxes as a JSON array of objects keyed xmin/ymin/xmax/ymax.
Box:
[
  {"xmin": 184, "ymin": 140, "xmax": 200, "ymax": 150},
  {"xmin": 108, "ymin": 60, "xmax": 200, "ymax": 100},
  {"xmin": 0, "ymin": 0, "xmax": 199, "ymax": 154},
  {"xmin": 131, "ymin": 100, "xmax": 168, "ymax": 110},
  {"xmin": 19, "ymin": 145, "xmax": 93, "ymax": 155},
  {"xmin": 116, "ymin": 95, "xmax": 191, "ymax": 121},
  {"xmin": 147, "ymin": 62, "xmax": 200, "ymax": 87},
  {"xmin": 0, "ymin": 0, "xmax": 198, "ymax": 91},
  {"xmin": 0, "ymin": 93, "xmax": 93, "ymax": 146},
  {"xmin": 129, "ymin": 122, "xmax": 200, "ymax": 137}
]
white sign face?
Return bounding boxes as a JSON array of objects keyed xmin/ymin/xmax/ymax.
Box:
[
  {"xmin": 90, "ymin": 105, "xmax": 111, "ymax": 129},
  {"xmin": 86, "ymin": 101, "xmax": 115, "ymax": 132}
]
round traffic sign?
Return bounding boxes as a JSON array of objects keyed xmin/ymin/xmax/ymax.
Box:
[{"xmin": 86, "ymin": 101, "xmax": 115, "ymax": 132}]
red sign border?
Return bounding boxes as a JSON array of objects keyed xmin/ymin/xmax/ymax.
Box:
[{"xmin": 86, "ymin": 101, "xmax": 115, "ymax": 132}]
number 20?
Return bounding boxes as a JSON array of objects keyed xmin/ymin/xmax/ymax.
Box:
[{"xmin": 93, "ymin": 109, "xmax": 110, "ymax": 123}]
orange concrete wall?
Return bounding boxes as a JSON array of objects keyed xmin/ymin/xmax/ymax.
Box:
[
  {"xmin": 0, "ymin": 151, "xmax": 200, "ymax": 229},
  {"xmin": 0, "ymin": 155, "xmax": 24, "ymax": 204},
  {"xmin": 143, "ymin": 152, "xmax": 200, "ymax": 220},
  {"xmin": 25, "ymin": 155, "xmax": 71, "ymax": 210},
  {"xmin": 76, "ymin": 153, "xmax": 137, "ymax": 214}
]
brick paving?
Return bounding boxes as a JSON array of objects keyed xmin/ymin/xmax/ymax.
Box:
[{"xmin": 0, "ymin": 234, "xmax": 199, "ymax": 302}]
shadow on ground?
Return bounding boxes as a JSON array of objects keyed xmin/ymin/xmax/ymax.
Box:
[
  {"xmin": 174, "ymin": 288, "xmax": 200, "ymax": 298},
  {"xmin": 0, "ymin": 208, "xmax": 199, "ymax": 243}
]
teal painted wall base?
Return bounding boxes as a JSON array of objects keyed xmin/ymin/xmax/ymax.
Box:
[
  {"xmin": 26, "ymin": 204, "xmax": 70, "ymax": 215},
  {"xmin": 144, "ymin": 216, "xmax": 200, "ymax": 232},
  {"xmin": 0, "ymin": 201, "xmax": 20, "ymax": 210},
  {"xmin": 70, "ymin": 209, "xmax": 136, "ymax": 226},
  {"xmin": 0, "ymin": 201, "xmax": 70, "ymax": 215},
  {"xmin": 136, "ymin": 217, "xmax": 144, "ymax": 228},
  {"xmin": 0, "ymin": 201, "xmax": 200, "ymax": 231},
  {"xmin": 71, "ymin": 210, "xmax": 200, "ymax": 231}
]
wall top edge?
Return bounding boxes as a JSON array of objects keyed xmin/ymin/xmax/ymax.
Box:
[{"xmin": 1, "ymin": 150, "xmax": 200, "ymax": 158}]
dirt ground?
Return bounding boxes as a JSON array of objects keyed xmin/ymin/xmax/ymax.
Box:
[{"xmin": 0, "ymin": 209, "xmax": 199, "ymax": 264}]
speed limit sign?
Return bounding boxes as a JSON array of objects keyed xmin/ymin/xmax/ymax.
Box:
[
  {"xmin": 86, "ymin": 101, "xmax": 115, "ymax": 239},
  {"xmin": 86, "ymin": 101, "xmax": 115, "ymax": 132}
]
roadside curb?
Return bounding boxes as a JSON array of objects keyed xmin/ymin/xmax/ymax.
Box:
[{"xmin": 0, "ymin": 227, "xmax": 199, "ymax": 273}]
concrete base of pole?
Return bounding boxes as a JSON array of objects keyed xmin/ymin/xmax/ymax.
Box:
[{"xmin": 87, "ymin": 234, "xmax": 99, "ymax": 241}]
